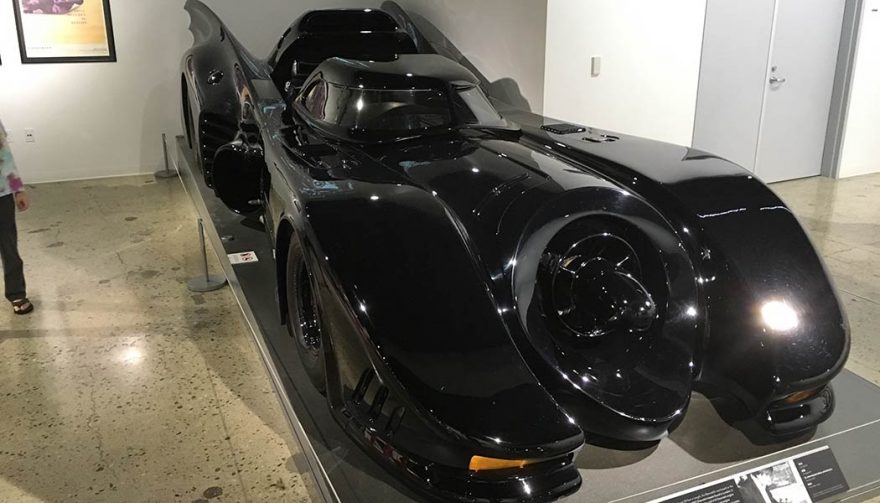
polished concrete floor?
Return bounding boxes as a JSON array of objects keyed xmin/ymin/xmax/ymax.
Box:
[
  {"xmin": 0, "ymin": 172, "xmax": 879, "ymax": 503},
  {"xmin": 0, "ymin": 176, "xmax": 311, "ymax": 502}
]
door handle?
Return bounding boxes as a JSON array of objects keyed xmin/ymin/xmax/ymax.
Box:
[{"xmin": 769, "ymin": 76, "xmax": 787, "ymax": 85}]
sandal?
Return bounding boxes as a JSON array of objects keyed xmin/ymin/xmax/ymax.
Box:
[{"xmin": 12, "ymin": 299, "xmax": 34, "ymax": 315}]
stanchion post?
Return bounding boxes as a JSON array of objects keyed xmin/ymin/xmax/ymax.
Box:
[
  {"xmin": 187, "ymin": 218, "xmax": 227, "ymax": 292},
  {"xmin": 155, "ymin": 133, "xmax": 178, "ymax": 179}
]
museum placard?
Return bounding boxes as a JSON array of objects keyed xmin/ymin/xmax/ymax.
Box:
[{"xmin": 648, "ymin": 446, "xmax": 849, "ymax": 503}]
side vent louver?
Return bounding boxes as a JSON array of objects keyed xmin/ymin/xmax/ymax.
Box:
[
  {"xmin": 199, "ymin": 112, "xmax": 238, "ymax": 184},
  {"xmin": 386, "ymin": 407, "xmax": 406, "ymax": 436},
  {"xmin": 350, "ymin": 369, "xmax": 406, "ymax": 436},
  {"xmin": 369, "ymin": 387, "xmax": 389, "ymax": 419},
  {"xmin": 583, "ymin": 132, "xmax": 620, "ymax": 143},
  {"xmin": 353, "ymin": 368, "xmax": 375, "ymax": 403},
  {"xmin": 541, "ymin": 123, "xmax": 587, "ymax": 135}
]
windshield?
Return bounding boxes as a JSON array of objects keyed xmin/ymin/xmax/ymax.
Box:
[
  {"xmin": 451, "ymin": 86, "xmax": 506, "ymax": 128},
  {"xmin": 303, "ymin": 81, "xmax": 451, "ymax": 132},
  {"xmin": 299, "ymin": 80, "xmax": 508, "ymax": 141}
]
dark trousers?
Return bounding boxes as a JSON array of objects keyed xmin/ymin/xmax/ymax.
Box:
[{"xmin": 0, "ymin": 194, "xmax": 26, "ymax": 302}]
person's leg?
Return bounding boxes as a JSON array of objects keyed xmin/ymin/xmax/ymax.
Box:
[{"xmin": 0, "ymin": 194, "xmax": 26, "ymax": 302}]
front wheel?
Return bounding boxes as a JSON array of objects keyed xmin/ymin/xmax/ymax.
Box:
[{"xmin": 285, "ymin": 238, "xmax": 326, "ymax": 393}]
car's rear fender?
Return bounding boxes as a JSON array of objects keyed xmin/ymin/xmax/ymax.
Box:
[{"xmin": 182, "ymin": 0, "xmax": 270, "ymax": 180}]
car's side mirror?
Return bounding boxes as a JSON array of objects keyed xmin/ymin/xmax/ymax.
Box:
[{"xmin": 212, "ymin": 134, "xmax": 266, "ymax": 214}]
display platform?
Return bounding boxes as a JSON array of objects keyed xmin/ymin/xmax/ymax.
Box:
[{"xmin": 172, "ymin": 136, "xmax": 880, "ymax": 503}]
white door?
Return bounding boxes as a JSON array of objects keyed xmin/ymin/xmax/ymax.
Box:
[
  {"xmin": 755, "ymin": 0, "xmax": 846, "ymax": 183},
  {"xmin": 693, "ymin": 0, "xmax": 776, "ymax": 173}
]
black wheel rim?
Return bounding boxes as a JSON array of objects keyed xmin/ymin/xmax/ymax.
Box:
[
  {"xmin": 295, "ymin": 260, "xmax": 322, "ymax": 356},
  {"xmin": 551, "ymin": 234, "xmax": 656, "ymax": 338},
  {"xmin": 538, "ymin": 219, "xmax": 666, "ymax": 342}
]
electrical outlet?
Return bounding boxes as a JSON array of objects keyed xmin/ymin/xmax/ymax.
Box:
[{"xmin": 24, "ymin": 129, "xmax": 35, "ymax": 143}]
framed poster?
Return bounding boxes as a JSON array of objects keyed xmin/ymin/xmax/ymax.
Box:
[{"xmin": 12, "ymin": 0, "xmax": 116, "ymax": 63}]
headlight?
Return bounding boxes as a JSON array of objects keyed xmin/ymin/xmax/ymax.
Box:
[{"xmin": 761, "ymin": 300, "xmax": 799, "ymax": 332}]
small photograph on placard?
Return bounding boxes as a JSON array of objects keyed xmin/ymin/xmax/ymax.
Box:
[
  {"xmin": 228, "ymin": 251, "xmax": 259, "ymax": 265},
  {"xmin": 736, "ymin": 461, "xmax": 809, "ymax": 503}
]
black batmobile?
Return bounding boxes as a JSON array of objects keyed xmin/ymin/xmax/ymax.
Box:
[{"xmin": 180, "ymin": 2, "xmax": 849, "ymax": 501}]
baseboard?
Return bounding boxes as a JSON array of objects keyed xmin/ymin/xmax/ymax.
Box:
[{"xmin": 26, "ymin": 170, "xmax": 159, "ymax": 186}]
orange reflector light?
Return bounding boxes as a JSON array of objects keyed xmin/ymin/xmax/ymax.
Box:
[
  {"xmin": 468, "ymin": 456, "xmax": 535, "ymax": 472},
  {"xmin": 783, "ymin": 388, "xmax": 822, "ymax": 405}
]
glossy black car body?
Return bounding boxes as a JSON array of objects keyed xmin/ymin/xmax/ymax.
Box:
[{"xmin": 180, "ymin": 2, "xmax": 849, "ymax": 501}]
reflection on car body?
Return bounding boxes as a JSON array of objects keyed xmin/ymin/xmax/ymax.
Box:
[{"xmin": 180, "ymin": 2, "xmax": 850, "ymax": 501}]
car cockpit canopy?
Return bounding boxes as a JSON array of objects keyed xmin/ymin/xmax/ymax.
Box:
[
  {"xmin": 294, "ymin": 55, "xmax": 514, "ymax": 143},
  {"xmin": 268, "ymin": 9, "xmax": 417, "ymax": 98}
]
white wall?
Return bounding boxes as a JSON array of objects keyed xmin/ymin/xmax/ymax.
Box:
[
  {"xmin": 0, "ymin": 0, "xmax": 374, "ymax": 184},
  {"xmin": 392, "ymin": 0, "xmax": 548, "ymax": 113},
  {"xmin": 0, "ymin": 0, "xmax": 544, "ymax": 184},
  {"xmin": 0, "ymin": 0, "xmax": 186, "ymax": 183},
  {"xmin": 2, "ymin": 0, "xmax": 871, "ymax": 184},
  {"xmin": 543, "ymin": 0, "xmax": 707, "ymax": 147},
  {"xmin": 839, "ymin": 0, "xmax": 880, "ymax": 178}
]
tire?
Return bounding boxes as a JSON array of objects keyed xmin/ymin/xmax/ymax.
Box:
[{"xmin": 285, "ymin": 238, "xmax": 326, "ymax": 393}]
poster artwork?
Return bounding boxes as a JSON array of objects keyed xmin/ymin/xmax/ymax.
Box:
[{"xmin": 13, "ymin": 0, "xmax": 117, "ymax": 63}]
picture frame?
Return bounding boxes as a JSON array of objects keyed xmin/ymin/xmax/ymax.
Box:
[{"xmin": 11, "ymin": 0, "xmax": 117, "ymax": 64}]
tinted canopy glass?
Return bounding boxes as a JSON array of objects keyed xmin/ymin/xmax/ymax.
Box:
[
  {"xmin": 299, "ymin": 79, "xmax": 508, "ymax": 142},
  {"xmin": 304, "ymin": 82, "xmax": 451, "ymax": 131},
  {"xmin": 300, "ymin": 10, "xmax": 399, "ymax": 33}
]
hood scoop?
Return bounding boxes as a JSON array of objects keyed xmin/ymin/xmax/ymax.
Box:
[
  {"xmin": 540, "ymin": 122, "xmax": 619, "ymax": 143},
  {"xmin": 541, "ymin": 123, "xmax": 587, "ymax": 135},
  {"xmin": 583, "ymin": 132, "xmax": 620, "ymax": 144}
]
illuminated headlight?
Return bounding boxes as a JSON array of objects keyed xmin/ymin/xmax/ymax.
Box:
[{"xmin": 761, "ymin": 300, "xmax": 799, "ymax": 332}]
